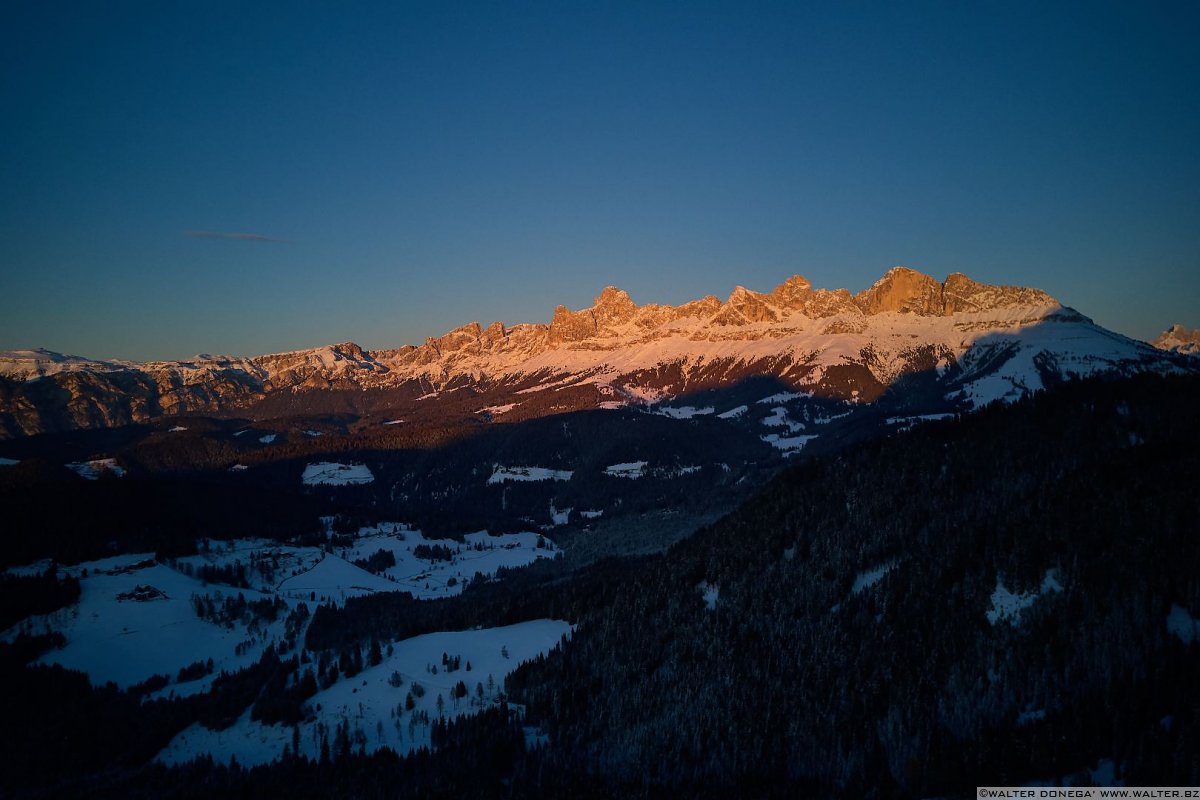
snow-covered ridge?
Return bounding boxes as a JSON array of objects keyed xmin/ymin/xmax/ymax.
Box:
[
  {"xmin": 0, "ymin": 268, "xmax": 1061, "ymax": 384},
  {"xmin": 1, "ymin": 267, "xmax": 1191, "ymax": 437}
]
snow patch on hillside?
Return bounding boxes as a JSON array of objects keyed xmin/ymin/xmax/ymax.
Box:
[
  {"xmin": 479, "ymin": 404, "xmax": 518, "ymax": 415},
  {"xmin": 550, "ymin": 505, "xmax": 572, "ymax": 526},
  {"xmin": 66, "ymin": 458, "xmax": 125, "ymax": 479},
  {"xmin": 276, "ymin": 555, "xmax": 397, "ymax": 600},
  {"xmin": 655, "ymin": 405, "xmax": 714, "ymax": 419},
  {"xmin": 851, "ymin": 561, "xmax": 898, "ymax": 594},
  {"xmin": 762, "ymin": 406, "xmax": 805, "ymax": 432},
  {"xmin": 302, "ymin": 462, "xmax": 375, "ymax": 486},
  {"xmin": 487, "ymin": 466, "xmax": 573, "ymax": 484},
  {"xmin": 761, "ymin": 434, "xmax": 818, "ymax": 453},
  {"xmin": 986, "ymin": 570, "xmax": 1063, "ymax": 626},
  {"xmin": 886, "ymin": 413, "xmax": 955, "ymax": 426},
  {"xmin": 339, "ymin": 527, "xmax": 557, "ymax": 600},
  {"xmin": 157, "ymin": 619, "xmax": 572, "ymax": 767},
  {"xmin": 604, "ymin": 461, "xmax": 647, "ymax": 479},
  {"xmin": 0, "ymin": 457, "xmax": 19, "ymax": 466},
  {"xmin": 717, "ymin": 405, "xmax": 748, "ymax": 419},
  {"xmin": 758, "ymin": 391, "xmax": 806, "ymax": 404},
  {"xmin": 1167, "ymin": 604, "xmax": 1199, "ymax": 644}
]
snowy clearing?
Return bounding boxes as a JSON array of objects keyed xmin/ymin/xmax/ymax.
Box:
[
  {"xmin": 0, "ymin": 457, "xmax": 19, "ymax": 466},
  {"xmin": 302, "ymin": 462, "xmax": 375, "ymax": 486},
  {"xmin": 5, "ymin": 524, "xmax": 560, "ymax": 693},
  {"xmin": 486, "ymin": 466, "xmax": 573, "ymax": 484},
  {"xmin": 332, "ymin": 527, "xmax": 557, "ymax": 601},
  {"xmin": 986, "ymin": 570, "xmax": 1063, "ymax": 626},
  {"xmin": 259, "ymin": 434, "xmax": 277, "ymax": 444},
  {"xmin": 603, "ymin": 461, "xmax": 647, "ymax": 479},
  {"xmin": 760, "ymin": 433, "xmax": 819, "ymax": 453},
  {"xmin": 8, "ymin": 556, "xmax": 288, "ymax": 690},
  {"xmin": 717, "ymin": 405, "xmax": 748, "ymax": 419},
  {"xmin": 655, "ymin": 405, "xmax": 714, "ymax": 419},
  {"xmin": 158, "ymin": 619, "xmax": 572, "ymax": 767},
  {"xmin": 762, "ymin": 406, "xmax": 805, "ymax": 432}
]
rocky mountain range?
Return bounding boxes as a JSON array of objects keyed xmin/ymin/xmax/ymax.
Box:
[
  {"xmin": 1153, "ymin": 323, "xmax": 1200, "ymax": 355},
  {"xmin": 0, "ymin": 266, "xmax": 1190, "ymax": 438}
]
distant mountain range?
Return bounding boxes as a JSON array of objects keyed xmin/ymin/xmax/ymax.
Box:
[
  {"xmin": 1153, "ymin": 323, "xmax": 1200, "ymax": 354},
  {"xmin": 0, "ymin": 267, "xmax": 1192, "ymax": 438}
]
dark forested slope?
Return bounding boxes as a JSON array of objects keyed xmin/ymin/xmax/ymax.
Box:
[
  {"xmin": 4, "ymin": 374, "xmax": 1197, "ymax": 799},
  {"xmin": 507, "ymin": 374, "xmax": 1200, "ymax": 795}
]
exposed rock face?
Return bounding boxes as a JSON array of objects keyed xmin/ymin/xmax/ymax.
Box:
[
  {"xmin": 855, "ymin": 267, "xmax": 944, "ymax": 316},
  {"xmin": 548, "ymin": 305, "xmax": 597, "ymax": 345},
  {"xmin": 1153, "ymin": 324, "xmax": 1200, "ymax": 355},
  {"xmin": 0, "ymin": 266, "xmax": 1187, "ymax": 438},
  {"xmin": 712, "ymin": 287, "xmax": 780, "ymax": 326},
  {"xmin": 941, "ymin": 272, "xmax": 1055, "ymax": 314},
  {"xmin": 592, "ymin": 287, "xmax": 638, "ymax": 328}
]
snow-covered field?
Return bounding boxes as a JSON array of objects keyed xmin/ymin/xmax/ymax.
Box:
[
  {"xmin": 302, "ymin": 462, "xmax": 375, "ymax": 486},
  {"xmin": 0, "ymin": 456, "xmax": 19, "ymax": 466},
  {"xmin": 158, "ymin": 618, "xmax": 571, "ymax": 767},
  {"xmin": 6, "ymin": 554, "xmax": 286, "ymax": 691},
  {"xmin": 270, "ymin": 526, "xmax": 557, "ymax": 602},
  {"xmin": 486, "ymin": 465, "xmax": 573, "ymax": 484},
  {"xmin": 3, "ymin": 524, "xmax": 559, "ymax": 695}
]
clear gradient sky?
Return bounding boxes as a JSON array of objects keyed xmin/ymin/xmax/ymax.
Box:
[{"xmin": 2, "ymin": 1, "xmax": 1198, "ymax": 361}]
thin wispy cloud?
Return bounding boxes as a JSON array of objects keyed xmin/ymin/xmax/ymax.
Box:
[{"xmin": 182, "ymin": 230, "xmax": 288, "ymax": 243}]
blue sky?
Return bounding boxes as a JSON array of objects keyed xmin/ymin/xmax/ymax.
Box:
[{"xmin": 2, "ymin": 1, "xmax": 1197, "ymax": 360}]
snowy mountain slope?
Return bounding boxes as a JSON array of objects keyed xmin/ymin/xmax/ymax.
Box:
[
  {"xmin": 157, "ymin": 618, "xmax": 571, "ymax": 767},
  {"xmin": 3, "ymin": 524, "xmax": 555, "ymax": 691},
  {"xmin": 0, "ymin": 267, "xmax": 1190, "ymax": 437}
]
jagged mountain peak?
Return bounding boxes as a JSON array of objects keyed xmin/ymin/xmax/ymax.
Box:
[
  {"xmin": 1153, "ymin": 324, "xmax": 1200, "ymax": 354},
  {"xmin": 855, "ymin": 266, "xmax": 944, "ymax": 315}
]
